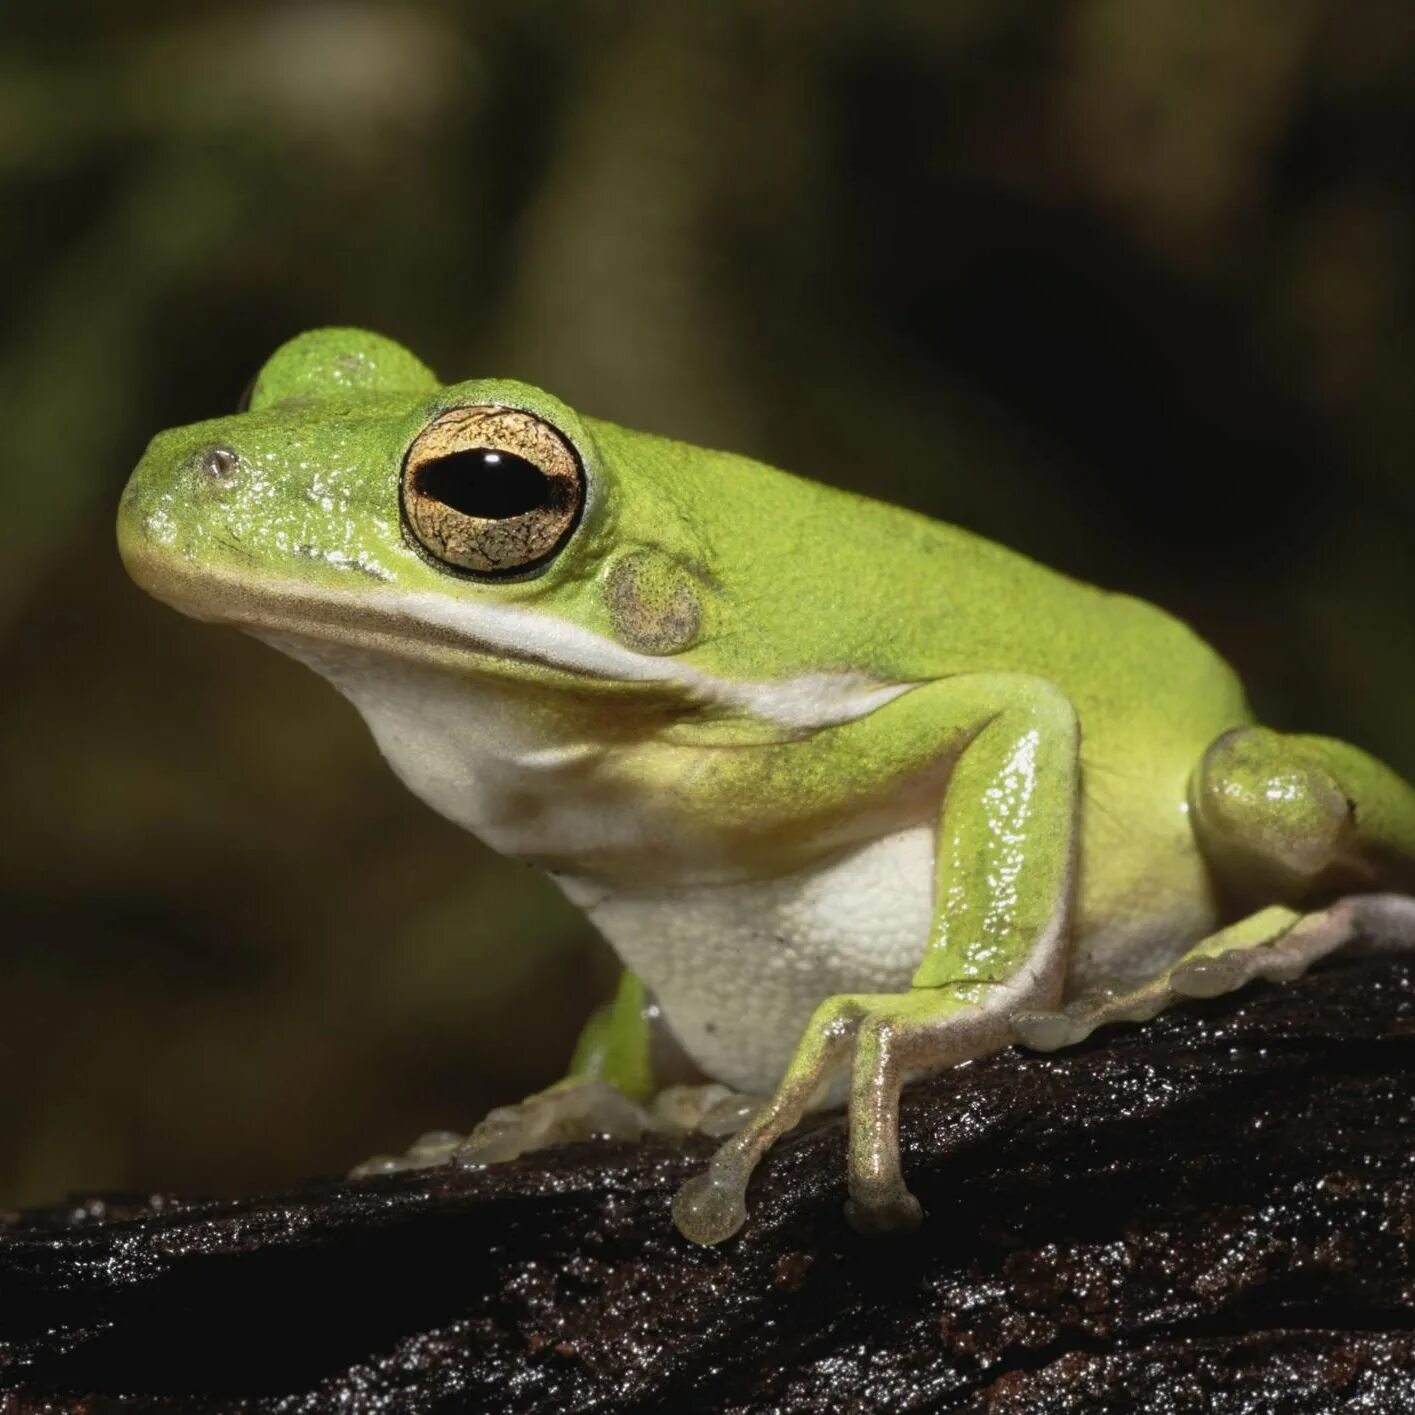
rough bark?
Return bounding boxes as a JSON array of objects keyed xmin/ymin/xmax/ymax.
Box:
[{"xmin": 2, "ymin": 959, "xmax": 1414, "ymax": 1413}]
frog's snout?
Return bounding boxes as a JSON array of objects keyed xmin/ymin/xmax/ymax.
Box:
[{"xmin": 117, "ymin": 432, "xmax": 249, "ymax": 600}]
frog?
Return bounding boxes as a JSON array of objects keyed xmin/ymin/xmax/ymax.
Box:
[{"xmin": 117, "ymin": 327, "xmax": 1415, "ymax": 1246}]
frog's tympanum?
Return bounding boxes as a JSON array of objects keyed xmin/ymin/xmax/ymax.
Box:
[{"xmin": 118, "ymin": 329, "xmax": 1415, "ymax": 1244}]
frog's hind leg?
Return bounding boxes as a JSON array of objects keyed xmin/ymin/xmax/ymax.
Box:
[
  {"xmin": 1013, "ymin": 892, "xmax": 1415, "ymax": 1051},
  {"xmin": 1189, "ymin": 726, "xmax": 1415, "ymax": 902},
  {"xmin": 1015, "ymin": 725, "xmax": 1415, "ymax": 1052},
  {"xmin": 1016, "ymin": 727, "xmax": 1415, "ymax": 1052}
]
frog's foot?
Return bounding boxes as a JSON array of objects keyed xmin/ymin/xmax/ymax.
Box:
[
  {"xmin": 672, "ymin": 985, "xmax": 1017, "ymax": 1245},
  {"xmin": 350, "ymin": 1129, "xmax": 468, "ymax": 1178},
  {"xmin": 1013, "ymin": 892, "xmax": 1415, "ymax": 1053},
  {"xmin": 350, "ymin": 1080, "xmax": 763, "ymax": 1179},
  {"xmin": 649, "ymin": 1082, "xmax": 765, "ymax": 1138},
  {"xmin": 453, "ymin": 1080, "xmax": 654, "ymax": 1165}
]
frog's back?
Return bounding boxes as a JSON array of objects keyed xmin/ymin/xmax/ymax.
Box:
[{"xmin": 854, "ymin": 492, "xmax": 1253, "ymax": 748}]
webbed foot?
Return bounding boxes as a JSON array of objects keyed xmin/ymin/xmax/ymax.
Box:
[
  {"xmin": 672, "ymin": 986, "xmax": 1016, "ymax": 1246},
  {"xmin": 1012, "ymin": 893, "xmax": 1415, "ymax": 1053},
  {"xmin": 350, "ymin": 1080, "xmax": 762, "ymax": 1179}
]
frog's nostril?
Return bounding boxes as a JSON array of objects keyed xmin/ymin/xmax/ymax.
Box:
[{"xmin": 201, "ymin": 444, "xmax": 240, "ymax": 481}]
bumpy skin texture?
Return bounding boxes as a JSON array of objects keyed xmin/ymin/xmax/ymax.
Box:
[{"xmin": 117, "ymin": 328, "xmax": 1415, "ymax": 1244}]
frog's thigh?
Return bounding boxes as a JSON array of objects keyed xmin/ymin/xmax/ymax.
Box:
[
  {"xmin": 1014, "ymin": 892, "xmax": 1415, "ymax": 1052},
  {"xmin": 674, "ymin": 675, "xmax": 1080, "ymax": 1245}
]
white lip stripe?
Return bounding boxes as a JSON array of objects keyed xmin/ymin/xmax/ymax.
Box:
[
  {"xmin": 176, "ymin": 567, "xmax": 916, "ymax": 732},
  {"xmin": 380, "ymin": 589, "xmax": 917, "ymax": 730}
]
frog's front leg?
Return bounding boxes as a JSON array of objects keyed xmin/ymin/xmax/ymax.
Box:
[
  {"xmin": 673, "ymin": 675, "xmax": 1080, "ymax": 1245},
  {"xmin": 566, "ymin": 967, "xmax": 658, "ymax": 1102},
  {"xmin": 442, "ymin": 970, "xmax": 662, "ymax": 1167},
  {"xmin": 356, "ymin": 969, "xmax": 751, "ymax": 1176}
]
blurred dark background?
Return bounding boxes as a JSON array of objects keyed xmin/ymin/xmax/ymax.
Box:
[{"xmin": 0, "ymin": 1, "xmax": 1411, "ymax": 1209}]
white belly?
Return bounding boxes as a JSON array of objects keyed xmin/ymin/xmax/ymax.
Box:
[
  {"xmin": 260, "ymin": 634, "xmax": 1225, "ymax": 1095},
  {"xmin": 560, "ymin": 825, "xmax": 937, "ymax": 1094}
]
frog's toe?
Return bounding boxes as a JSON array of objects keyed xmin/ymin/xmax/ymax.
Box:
[
  {"xmin": 674, "ymin": 995, "xmax": 861, "ymax": 1244},
  {"xmin": 650, "ymin": 1082, "xmax": 763, "ymax": 1137},
  {"xmin": 351, "ymin": 1080, "xmax": 766, "ymax": 1189},
  {"xmin": 454, "ymin": 1080, "xmax": 651, "ymax": 1166},
  {"xmin": 348, "ymin": 1129, "xmax": 464, "ymax": 1178},
  {"xmin": 845, "ymin": 1188, "xmax": 923, "ymax": 1235},
  {"xmin": 1090, "ymin": 991, "xmax": 1170, "ymax": 1025},
  {"xmin": 1011, "ymin": 1009, "xmax": 1087, "ymax": 1051},
  {"xmin": 669, "ymin": 1087, "xmax": 802, "ymax": 1243},
  {"xmin": 842, "ymin": 1010, "xmax": 932, "ymax": 1232},
  {"xmin": 1021, "ymin": 896, "xmax": 1415, "ymax": 1059},
  {"xmin": 672, "ymin": 1159, "xmax": 752, "ymax": 1245},
  {"xmin": 406, "ymin": 1129, "xmax": 465, "ymax": 1165},
  {"xmin": 349, "ymin": 1081, "xmax": 655, "ymax": 1181},
  {"xmin": 348, "ymin": 1153, "xmax": 408, "ymax": 1178},
  {"xmin": 1171, "ymin": 953, "xmax": 1251, "ymax": 997}
]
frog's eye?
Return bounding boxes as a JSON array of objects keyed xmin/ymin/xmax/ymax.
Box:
[{"xmin": 401, "ymin": 405, "xmax": 585, "ymax": 576}]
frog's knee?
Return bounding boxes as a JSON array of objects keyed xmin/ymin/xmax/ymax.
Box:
[{"xmin": 1191, "ymin": 727, "xmax": 1356, "ymax": 896}]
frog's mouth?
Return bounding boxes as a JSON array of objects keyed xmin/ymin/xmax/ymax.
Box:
[
  {"xmin": 123, "ymin": 549, "xmax": 915, "ymax": 732},
  {"xmin": 124, "ymin": 548, "xmax": 652, "ymax": 687}
]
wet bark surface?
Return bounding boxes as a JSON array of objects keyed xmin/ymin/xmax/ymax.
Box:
[{"xmin": 2, "ymin": 958, "xmax": 1413, "ymax": 1413}]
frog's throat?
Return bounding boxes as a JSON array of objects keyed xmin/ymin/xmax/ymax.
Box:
[{"xmin": 139, "ymin": 564, "xmax": 916, "ymax": 733}]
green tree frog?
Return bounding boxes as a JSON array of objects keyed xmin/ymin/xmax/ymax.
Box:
[{"xmin": 117, "ymin": 328, "xmax": 1415, "ymax": 1245}]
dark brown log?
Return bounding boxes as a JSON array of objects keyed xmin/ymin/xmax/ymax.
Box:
[{"xmin": 2, "ymin": 958, "xmax": 1414, "ymax": 1412}]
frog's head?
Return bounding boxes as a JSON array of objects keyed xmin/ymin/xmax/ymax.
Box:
[{"xmin": 119, "ymin": 328, "xmax": 903, "ymax": 734}]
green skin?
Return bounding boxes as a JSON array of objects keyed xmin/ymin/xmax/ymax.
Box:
[{"xmin": 118, "ymin": 328, "xmax": 1415, "ymax": 1245}]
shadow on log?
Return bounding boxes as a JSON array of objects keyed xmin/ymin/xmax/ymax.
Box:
[{"xmin": 2, "ymin": 959, "xmax": 1415, "ymax": 1412}]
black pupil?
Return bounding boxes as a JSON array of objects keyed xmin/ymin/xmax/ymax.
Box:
[{"xmin": 415, "ymin": 449, "xmax": 550, "ymax": 519}]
